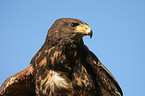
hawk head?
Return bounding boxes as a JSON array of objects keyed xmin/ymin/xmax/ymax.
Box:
[{"xmin": 46, "ymin": 18, "xmax": 92, "ymax": 43}]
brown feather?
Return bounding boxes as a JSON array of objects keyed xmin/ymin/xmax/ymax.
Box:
[{"xmin": 0, "ymin": 65, "xmax": 35, "ymax": 96}]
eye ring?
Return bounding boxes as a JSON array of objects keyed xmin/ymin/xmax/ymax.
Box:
[{"xmin": 69, "ymin": 22, "xmax": 79, "ymax": 29}]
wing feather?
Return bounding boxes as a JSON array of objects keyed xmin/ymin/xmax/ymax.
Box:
[
  {"xmin": 0, "ymin": 65, "xmax": 35, "ymax": 96},
  {"xmin": 84, "ymin": 46, "xmax": 123, "ymax": 96}
]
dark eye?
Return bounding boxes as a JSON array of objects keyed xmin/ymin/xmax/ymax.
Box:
[{"xmin": 69, "ymin": 22, "xmax": 79, "ymax": 28}]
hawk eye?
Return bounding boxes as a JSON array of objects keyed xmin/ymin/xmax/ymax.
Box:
[{"xmin": 69, "ymin": 22, "xmax": 79, "ymax": 28}]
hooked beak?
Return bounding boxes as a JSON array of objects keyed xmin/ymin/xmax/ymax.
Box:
[{"xmin": 74, "ymin": 24, "xmax": 93, "ymax": 38}]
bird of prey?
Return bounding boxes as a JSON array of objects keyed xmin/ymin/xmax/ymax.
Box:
[{"xmin": 0, "ymin": 18, "xmax": 123, "ymax": 96}]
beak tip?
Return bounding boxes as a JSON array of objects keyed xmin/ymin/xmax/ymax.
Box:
[
  {"xmin": 89, "ymin": 31, "xmax": 93, "ymax": 38},
  {"xmin": 90, "ymin": 35, "xmax": 92, "ymax": 39}
]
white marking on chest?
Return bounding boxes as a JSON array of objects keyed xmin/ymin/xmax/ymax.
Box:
[{"xmin": 44, "ymin": 70, "xmax": 72, "ymax": 92}]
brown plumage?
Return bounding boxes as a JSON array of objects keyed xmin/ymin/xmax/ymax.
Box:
[{"xmin": 0, "ymin": 18, "xmax": 123, "ymax": 96}]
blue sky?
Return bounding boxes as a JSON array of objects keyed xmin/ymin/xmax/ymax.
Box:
[{"xmin": 0, "ymin": 0, "xmax": 145, "ymax": 96}]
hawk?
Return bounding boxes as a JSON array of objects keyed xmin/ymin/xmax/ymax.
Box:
[{"xmin": 0, "ymin": 18, "xmax": 123, "ymax": 96}]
